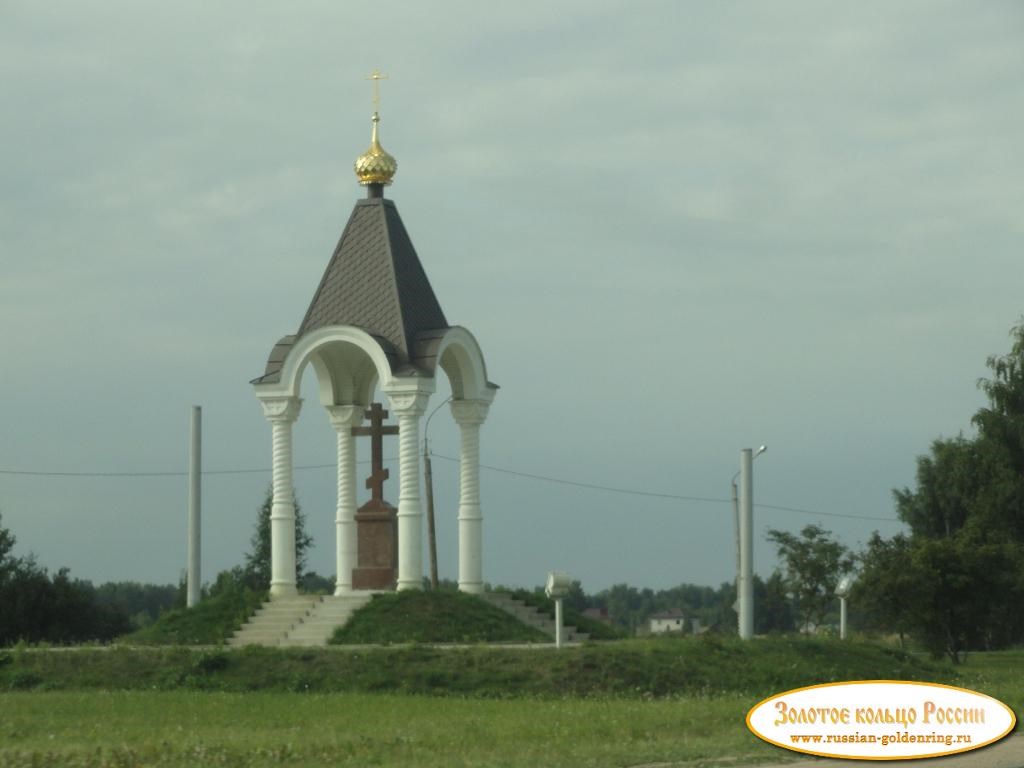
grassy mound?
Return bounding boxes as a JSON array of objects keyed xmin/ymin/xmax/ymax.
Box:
[
  {"xmin": 1, "ymin": 636, "xmax": 957, "ymax": 699},
  {"xmin": 125, "ymin": 587, "xmax": 264, "ymax": 646},
  {"xmin": 330, "ymin": 591, "xmax": 550, "ymax": 644},
  {"xmin": 502, "ymin": 589, "xmax": 628, "ymax": 640}
]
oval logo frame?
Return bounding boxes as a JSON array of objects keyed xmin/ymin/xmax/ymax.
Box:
[{"xmin": 746, "ymin": 680, "xmax": 1016, "ymax": 761}]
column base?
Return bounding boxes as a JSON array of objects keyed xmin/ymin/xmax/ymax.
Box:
[
  {"xmin": 458, "ymin": 582, "xmax": 484, "ymax": 594},
  {"xmin": 269, "ymin": 583, "xmax": 298, "ymax": 599}
]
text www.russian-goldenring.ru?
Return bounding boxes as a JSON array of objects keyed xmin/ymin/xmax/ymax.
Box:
[{"xmin": 790, "ymin": 732, "xmax": 972, "ymax": 747}]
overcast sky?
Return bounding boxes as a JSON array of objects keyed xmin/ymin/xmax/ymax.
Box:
[{"xmin": 2, "ymin": 1, "xmax": 1022, "ymax": 594}]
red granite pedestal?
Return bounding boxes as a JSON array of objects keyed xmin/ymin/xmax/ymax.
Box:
[{"xmin": 351, "ymin": 499, "xmax": 397, "ymax": 590}]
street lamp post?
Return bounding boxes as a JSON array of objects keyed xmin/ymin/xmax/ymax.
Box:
[
  {"xmin": 546, "ymin": 571, "xmax": 572, "ymax": 649},
  {"xmin": 736, "ymin": 445, "xmax": 766, "ymax": 640},
  {"xmin": 836, "ymin": 575, "xmax": 853, "ymax": 640}
]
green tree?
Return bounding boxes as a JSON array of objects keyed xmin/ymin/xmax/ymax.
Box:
[
  {"xmin": 969, "ymin": 321, "xmax": 1024, "ymax": 541},
  {"xmin": 853, "ymin": 532, "xmax": 918, "ymax": 645},
  {"xmin": 892, "ymin": 323, "xmax": 1024, "ymax": 545},
  {"xmin": 242, "ymin": 487, "xmax": 313, "ymax": 591},
  {"xmin": 880, "ymin": 455, "xmax": 1024, "ymax": 661},
  {"xmin": 856, "ymin": 321, "xmax": 1024, "ymax": 659},
  {"xmin": 974, "ymin": 321, "xmax": 1024, "ymax": 457},
  {"xmin": 908, "ymin": 533, "xmax": 1023, "ymax": 663},
  {"xmin": 766, "ymin": 524, "xmax": 854, "ymax": 632},
  {"xmin": 0, "ymin": 511, "xmax": 23, "ymax": 584},
  {"xmin": 563, "ymin": 579, "xmax": 588, "ymax": 613},
  {"xmin": 756, "ymin": 571, "xmax": 796, "ymax": 634},
  {"xmin": 894, "ymin": 437, "xmax": 987, "ymax": 539}
]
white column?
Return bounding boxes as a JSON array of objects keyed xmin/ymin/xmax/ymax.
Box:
[
  {"xmin": 326, "ymin": 405, "xmax": 364, "ymax": 595},
  {"xmin": 387, "ymin": 391, "xmax": 429, "ymax": 591},
  {"xmin": 260, "ymin": 397, "xmax": 302, "ymax": 598},
  {"xmin": 186, "ymin": 405, "xmax": 201, "ymax": 608},
  {"xmin": 451, "ymin": 399, "xmax": 489, "ymax": 594}
]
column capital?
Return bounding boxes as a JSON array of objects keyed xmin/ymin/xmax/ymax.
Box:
[
  {"xmin": 260, "ymin": 396, "xmax": 302, "ymax": 423},
  {"xmin": 450, "ymin": 398, "xmax": 490, "ymax": 427},
  {"xmin": 325, "ymin": 404, "xmax": 364, "ymax": 431},
  {"xmin": 386, "ymin": 391, "xmax": 430, "ymax": 417}
]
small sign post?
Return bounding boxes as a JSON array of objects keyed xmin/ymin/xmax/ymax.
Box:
[{"xmin": 546, "ymin": 571, "xmax": 572, "ymax": 649}]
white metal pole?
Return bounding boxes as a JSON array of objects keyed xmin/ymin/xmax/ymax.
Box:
[
  {"xmin": 840, "ymin": 596, "xmax": 848, "ymax": 640},
  {"xmin": 738, "ymin": 448, "xmax": 754, "ymax": 640},
  {"xmin": 187, "ymin": 405, "xmax": 201, "ymax": 608},
  {"xmin": 731, "ymin": 478, "xmax": 740, "ymax": 626},
  {"xmin": 555, "ymin": 597, "xmax": 564, "ymax": 649}
]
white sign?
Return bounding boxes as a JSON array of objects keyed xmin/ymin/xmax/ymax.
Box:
[{"xmin": 747, "ymin": 680, "xmax": 1015, "ymax": 760}]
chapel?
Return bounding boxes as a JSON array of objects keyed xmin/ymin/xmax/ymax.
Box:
[{"xmin": 251, "ymin": 82, "xmax": 497, "ymax": 598}]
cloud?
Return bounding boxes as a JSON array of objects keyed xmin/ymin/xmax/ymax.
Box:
[{"xmin": 0, "ymin": 1, "xmax": 1021, "ymax": 589}]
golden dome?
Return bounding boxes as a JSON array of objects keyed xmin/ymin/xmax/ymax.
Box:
[{"xmin": 354, "ymin": 112, "xmax": 397, "ymax": 186}]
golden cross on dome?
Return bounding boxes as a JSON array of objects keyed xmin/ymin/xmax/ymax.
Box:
[{"xmin": 366, "ymin": 69, "xmax": 388, "ymax": 110}]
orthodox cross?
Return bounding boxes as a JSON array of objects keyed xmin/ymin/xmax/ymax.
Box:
[
  {"xmin": 366, "ymin": 69, "xmax": 388, "ymax": 110},
  {"xmin": 351, "ymin": 402, "xmax": 399, "ymax": 502}
]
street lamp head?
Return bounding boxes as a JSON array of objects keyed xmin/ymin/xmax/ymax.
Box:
[
  {"xmin": 755, "ymin": 445, "xmax": 767, "ymax": 457},
  {"xmin": 836, "ymin": 575, "xmax": 853, "ymax": 598},
  {"xmin": 546, "ymin": 571, "xmax": 572, "ymax": 599}
]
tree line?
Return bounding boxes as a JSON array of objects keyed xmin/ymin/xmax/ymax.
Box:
[
  {"xmin": 0, "ymin": 519, "xmax": 136, "ymax": 644},
  {"xmin": 0, "ymin": 490, "xmax": 299, "ymax": 645}
]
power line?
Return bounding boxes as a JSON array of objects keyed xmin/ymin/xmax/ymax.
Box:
[
  {"xmin": 0, "ymin": 459, "xmax": 384, "ymax": 478},
  {"xmin": 431, "ymin": 454, "xmax": 899, "ymax": 523},
  {"xmin": 755, "ymin": 503, "xmax": 896, "ymax": 523},
  {"xmin": 430, "ymin": 454, "xmax": 723, "ymax": 504},
  {"xmin": 0, "ymin": 455, "xmax": 900, "ymax": 523}
]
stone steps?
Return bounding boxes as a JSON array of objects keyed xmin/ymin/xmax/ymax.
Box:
[
  {"xmin": 280, "ymin": 595, "xmax": 372, "ymax": 647},
  {"xmin": 230, "ymin": 592, "xmax": 586, "ymax": 647},
  {"xmin": 228, "ymin": 596, "xmax": 320, "ymax": 648},
  {"xmin": 228, "ymin": 594, "xmax": 371, "ymax": 648},
  {"xmin": 480, "ymin": 592, "xmax": 589, "ymax": 643}
]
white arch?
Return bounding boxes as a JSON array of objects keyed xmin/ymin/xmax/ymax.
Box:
[
  {"xmin": 436, "ymin": 326, "xmax": 492, "ymax": 401},
  {"xmin": 260, "ymin": 325, "xmax": 397, "ymax": 404}
]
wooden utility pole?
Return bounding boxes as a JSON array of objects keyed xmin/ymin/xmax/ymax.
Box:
[{"xmin": 424, "ymin": 438, "xmax": 439, "ymax": 589}]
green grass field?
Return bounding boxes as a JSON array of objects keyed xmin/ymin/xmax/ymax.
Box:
[
  {"xmin": 0, "ymin": 644, "xmax": 1020, "ymax": 768},
  {"xmin": 0, "ymin": 636, "xmax": 952, "ymax": 697},
  {"xmin": 0, "ymin": 690, "xmax": 773, "ymax": 768}
]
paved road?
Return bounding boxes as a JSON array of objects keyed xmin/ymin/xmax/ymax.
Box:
[{"xmin": 744, "ymin": 734, "xmax": 1024, "ymax": 768}]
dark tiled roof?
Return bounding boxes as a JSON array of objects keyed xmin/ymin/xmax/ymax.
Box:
[
  {"xmin": 253, "ymin": 197, "xmax": 449, "ymax": 384},
  {"xmin": 299, "ymin": 197, "xmax": 449, "ymax": 352}
]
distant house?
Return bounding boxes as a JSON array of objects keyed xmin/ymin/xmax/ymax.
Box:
[{"xmin": 649, "ymin": 609, "xmax": 687, "ymax": 634}]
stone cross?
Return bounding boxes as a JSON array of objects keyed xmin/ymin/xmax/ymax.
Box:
[{"xmin": 351, "ymin": 402, "xmax": 399, "ymax": 502}]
